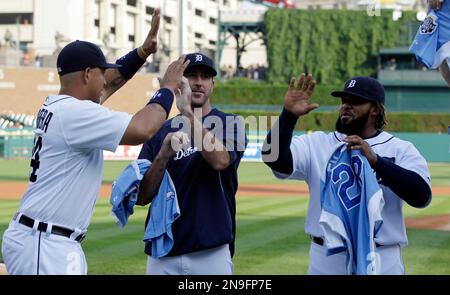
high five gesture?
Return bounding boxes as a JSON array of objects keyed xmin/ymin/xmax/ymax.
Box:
[{"xmin": 283, "ymin": 74, "xmax": 319, "ymax": 117}]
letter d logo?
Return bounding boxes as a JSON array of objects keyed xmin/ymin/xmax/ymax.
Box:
[{"xmin": 348, "ymin": 80, "xmax": 357, "ymax": 88}]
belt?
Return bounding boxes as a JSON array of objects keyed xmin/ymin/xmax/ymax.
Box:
[
  {"xmin": 310, "ymin": 235, "xmax": 383, "ymax": 248},
  {"xmin": 14, "ymin": 213, "xmax": 85, "ymax": 243}
]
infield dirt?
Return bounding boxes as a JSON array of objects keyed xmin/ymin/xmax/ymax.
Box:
[{"xmin": 1, "ymin": 181, "xmax": 450, "ymax": 231}]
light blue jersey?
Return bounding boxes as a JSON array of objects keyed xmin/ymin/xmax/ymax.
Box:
[
  {"xmin": 143, "ymin": 170, "xmax": 180, "ymax": 258},
  {"xmin": 110, "ymin": 159, "xmax": 180, "ymax": 257},
  {"xmin": 410, "ymin": 1, "xmax": 450, "ymax": 68},
  {"xmin": 319, "ymin": 144, "xmax": 384, "ymax": 275},
  {"xmin": 110, "ymin": 159, "xmax": 150, "ymax": 227}
]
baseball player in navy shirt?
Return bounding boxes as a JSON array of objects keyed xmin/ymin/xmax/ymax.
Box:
[
  {"xmin": 263, "ymin": 75, "xmax": 432, "ymax": 274},
  {"xmin": 136, "ymin": 53, "xmax": 248, "ymax": 275}
]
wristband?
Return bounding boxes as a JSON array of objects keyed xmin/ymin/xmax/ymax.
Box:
[
  {"xmin": 138, "ymin": 46, "xmax": 151, "ymax": 58},
  {"xmin": 115, "ymin": 48, "xmax": 146, "ymax": 80},
  {"xmin": 147, "ymin": 88, "xmax": 174, "ymax": 117},
  {"xmin": 279, "ymin": 108, "xmax": 299, "ymax": 130}
]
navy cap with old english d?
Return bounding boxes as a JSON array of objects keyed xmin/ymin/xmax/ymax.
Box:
[
  {"xmin": 56, "ymin": 40, "xmax": 121, "ymax": 76},
  {"xmin": 184, "ymin": 53, "xmax": 217, "ymax": 77},
  {"xmin": 331, "ymin": 76, "xmax": 385, "ymax": 104}
]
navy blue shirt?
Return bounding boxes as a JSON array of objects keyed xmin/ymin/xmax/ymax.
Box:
[{"xmin": 138, "ymin": 108, "xmax": 248, "ymax": 257}]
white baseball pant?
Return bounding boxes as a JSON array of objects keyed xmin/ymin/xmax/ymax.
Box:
[
  {"xmin": 1, "ymin": 215, "xmax": 87, "ymax": 275},
  {"xmin": 146, "ymin": 244, "xmax": 233, "ymax": 275}
]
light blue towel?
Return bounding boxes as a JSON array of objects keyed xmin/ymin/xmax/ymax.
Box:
[
  {"xmin": 110, "ymin": 159, "xmax": 151, "ymax": 227},
  {"xmin": 143, "ymin": 170, "xmax": 180, "ymax": 258}
]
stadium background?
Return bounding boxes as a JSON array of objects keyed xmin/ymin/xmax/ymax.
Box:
[{"xmin": 1, "ymin": 2, "xmax": 450, "ymax": 274}]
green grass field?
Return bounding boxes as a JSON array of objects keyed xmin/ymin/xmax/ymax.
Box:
[{"xmin": 0, "ymin": 160, "xmax": 449, "ymax": 274}]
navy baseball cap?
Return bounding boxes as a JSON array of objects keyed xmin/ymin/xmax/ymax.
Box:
[
  {"xmin": 331, "ymin": 76, "xmax": 385, "ymax": 104},
  {"xmin": 184, "ymin": 53, "xmax": 217, "ymax": 77},
  {"xmin": 56, "ymin": 40, "xmax": 121, "ymax": 76}
]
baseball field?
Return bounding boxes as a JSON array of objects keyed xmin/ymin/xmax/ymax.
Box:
[{"xmin": 0, "ymin": 159, "xmax": 450, "ymax": 275}]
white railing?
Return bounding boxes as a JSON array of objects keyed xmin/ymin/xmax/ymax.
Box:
[{"xmin": 220, "ymin": 9, "xmax": 266, "ymax": 23}]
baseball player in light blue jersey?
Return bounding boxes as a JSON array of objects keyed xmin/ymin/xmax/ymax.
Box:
[
  {"xmin": 263, "ymin": 75, "xmax": 432, "ymax": 275},
  {"xmin": 410, "ymin": 0, "xmax": 450, "ymax": 86},
  {"xmin": 1, "ymin": 10, "xmax": 191, "ymax": 275}
]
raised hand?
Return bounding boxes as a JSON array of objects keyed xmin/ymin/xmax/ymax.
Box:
[
  {"xmin": 283, "ymin": 74, "xmax": 319, "ymax": 117},
  {"xmin": 138, "ymin": 8, "xmax": 161, "ymax": 58},
  {"xmin": 176, "ymin": 76, "xmax": 193, "ymax": 117},
  {"xmin": 160, "ymin": 55, "xmax": 190, "ymax": 93}
]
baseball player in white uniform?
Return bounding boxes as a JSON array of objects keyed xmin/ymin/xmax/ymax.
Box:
[
  {"xmin": 263, "ymin": 75, "xmax": 432, "ymax": 274},
  {"xmin": 1, "ymin": 10, "xmax": 190, "ymax": 275}
]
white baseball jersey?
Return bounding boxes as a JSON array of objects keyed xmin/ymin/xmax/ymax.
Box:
[
  {"xmin": 273, "ymin": 131, "xmax": 431, "ymax": 247},
  {"xmin": 19, "ymin": 94, "xmax": 131, "ymax": 231}
]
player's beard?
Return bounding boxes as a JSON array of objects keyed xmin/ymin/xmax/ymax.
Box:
[
  {"xmin": 335, "ymin": 111, "xmax": 371, "ymax": 136},
  {"xmin": 191, "ymin": 92, "xmax": 210, "ymax": 108}
]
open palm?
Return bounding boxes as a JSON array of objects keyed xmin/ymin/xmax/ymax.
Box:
[
  {"xmin": 176, "ymin": 76, "xmax": 193, "ymax": 117},
  {"xmin": 142, "ymin": 8, "xmax": 160, "ymax": 54},
  {"xmin": 284, "ymin": 74, "xmax": 319, "ymax": 117}
]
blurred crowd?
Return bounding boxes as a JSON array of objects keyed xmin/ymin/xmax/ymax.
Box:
[
  {"xmin": 0, "ymin": 111, "xmax": 36, "ymax": 129},
  {"xmin": 220, "ymin": 64, "xmax": 268, "ymax": 80},
  {"xmin": 381, "ymin": 57, "xmax": 431, "ymax": 71}
]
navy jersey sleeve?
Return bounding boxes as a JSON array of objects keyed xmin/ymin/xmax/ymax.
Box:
[
  {"xmin": 138, "ymin": 130, "xmax": 163, "ymax": 162},
  {"xmin": 224, "ymin": 115, "xmax": 248, "ymax": 165},
  {"xmin": 374, "ymin": 156, "xmax": 432, "ymax": 208},
  {"xmin": 262, "ymin": 108, "xmax": 297, "ymax": 174},
  {"xmin": 138, "ymin": 141, "xmax": 154, "ymax": 161}
]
